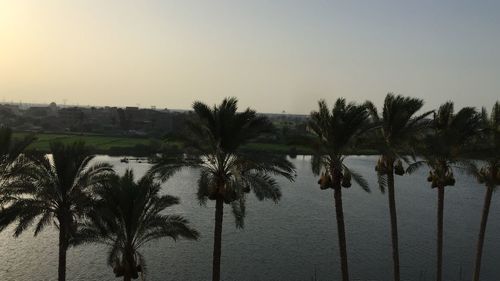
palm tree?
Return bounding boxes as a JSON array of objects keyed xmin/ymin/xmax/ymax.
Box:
[
  {"xmin": 149, "ymin": 97, "xmax": 295, "ymax": 281},
  {"xmin": 407, "ymin": 102, "xmax": 481, "ymax": 281},
  {"xmin": 73, "ymin": 170, "xmax": 199, "ymax": 281},
  {"xmin": 471, "ymin": 101, "xmax": 500, "ymax": 281},
  {"xmin": 365, "ymin": 94, "xmax": 432, "ymax": 281},
  {"xmin": 309, "ymin": 99, "xmax": 371, "ymax": 281},
  {"xmin": 0, "ymin": 141, "xmax": 114, "ymax": 281}
]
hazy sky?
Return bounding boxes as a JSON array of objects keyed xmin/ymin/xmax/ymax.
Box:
[{"xmin": 1, "ymin": 0, "xmax": 499, "ymax": 114}]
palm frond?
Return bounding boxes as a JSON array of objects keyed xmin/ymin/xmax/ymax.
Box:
[
  {"xmin": 406, "ymin": 161, "xmax": 427, "ymax": 175},
  {"xmin": 453, "ymin": 159, "xmax": 480, "ymax": 176},
  {"xmin": 377, "ymin": 173, "xmax": 387, "ymax": 193},
  {"xmin": 343, "ymin": 165, "xmax": 370, "ymax": 192},
  {"xmin": 364, "ymin": 100, "xmax": 380, "ymax": 122},
  {"xmin": 231, "ymin": 197, "xmax": 246, "ymax": 229},
  {"xmin": 78, "ymin": 170, "xmax": 199, "ymax": 275},
  {"xmin": 310, "ymin": 154, "xmax": 325, "ymax": 176},
  {"xmin": 244, "ymin": 172, "xmax": 281, "ymax": 202},
  {"xmin": 34, "ymin": 211, "xmax": 54, "ymax": 236},
  {"xmin": 148, "ymin": 154, "xmax": 201, "ymax": 182}
]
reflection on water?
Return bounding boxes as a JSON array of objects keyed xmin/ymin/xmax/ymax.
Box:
[{"xmin": 0, "ymin": 155, "xmax": 499, "ymax": 281}]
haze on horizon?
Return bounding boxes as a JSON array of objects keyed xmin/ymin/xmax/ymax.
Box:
[{"xmin": 0, "ymin": 0, "xmax": 499, "ymax": 114}]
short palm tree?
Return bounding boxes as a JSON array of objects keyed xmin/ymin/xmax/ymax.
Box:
[
  {"xmin": 0, "ymin": 141, "xmax": 114, "ymax": 281},
  {"xmin": 309, "ymin": 99, "xmax": 371, "ymax": 281},
  {"xmin": 407, "ymin": 102, "xmax": 481, "ymax": 281},
  {"xmin": 74, "ymin": 170, "xmax": 199, "ymax": 281},
  {"xmin": 471, "ymin": 101, "xmax": 500, "ymax": 281},
  {"xmin": 365, "ymin": 94, "xmax": 432, "ymax": 281},
  {"xmin": 149, "ymin": 97, "xmax": 295, "ymax": 281}
]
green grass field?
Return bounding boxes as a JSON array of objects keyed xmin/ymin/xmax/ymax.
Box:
[
  {"xmin": 13, "ymin": 132, "xmax": 378, "ymax": 155},
  {"xmin": 13, "ymin": 132, "xmax": 314, "ymax": 155},
  {"xmin": 13, "ymin": 132, "xmax": 383, "ymax": 157},
  {"xmin": 13, "ymin": 132, "xmax": 158, "ymax": 151}
]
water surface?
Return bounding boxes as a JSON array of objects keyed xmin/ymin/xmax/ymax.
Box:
[{"xmin": 0, "ymin": 155, "xmax": 499, "ymax": 281}]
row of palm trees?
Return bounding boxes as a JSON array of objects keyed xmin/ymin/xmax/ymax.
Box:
[
  {"xmin": 311, "ymin": 94, "xmax": 498, "ymax": 281},
  {"xmin": 0, "ymin": 95, "xmax": 498, "ymax": 281}
]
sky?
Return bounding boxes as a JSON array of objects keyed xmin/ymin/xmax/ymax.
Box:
[{"xmin": 0, "ymin": 0, "xmax": 499, "ymax": 114}]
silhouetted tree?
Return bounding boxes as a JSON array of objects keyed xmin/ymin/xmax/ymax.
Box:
[
  {"xmin": 365, "ymin": 94, "xmax": 432, "ymax": 281},
  {"xmin": 0, "ymin": 142, "xmax": 114, "ymax": 281},
  {"xmin": 73, "ymin": 170, "xmax": 199, "ymax": 281},
  {"xmin": 149, "ymin": 98, "xmax": 295, "ymax": 281},
  {"xmin": 471, "ymin": 102, "xmax": 500, "ymax": 281},
  {"xmin": 309, "ymin": 99, "xmax": 371, "ymax": 281},
  {"xmin": 407, "ymin": 102, "xmax": 481, "ymax": 281}
]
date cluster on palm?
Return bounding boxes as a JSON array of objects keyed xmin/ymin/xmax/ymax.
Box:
[
  {"xmin": 317, "ymin": 171, "xmax": 352, "ymax": 189},
  {"xmin": 374, "ymin": 159, "xmax": 405, "ymax": 176},
  {"xmin": 427, "ymin": 170, "xmax": 455, "ymax": 188},
  {"xmin": 317, "ymin": 173, "xmax": 331, "ymax": 190},
  {"xmin": 477, "ymin": 167, "xmax": 500, "ymax": 185}
]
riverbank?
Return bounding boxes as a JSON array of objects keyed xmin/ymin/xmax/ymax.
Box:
[{"xmin": 13, "ymin": 131, "xmax": 378, "ymax": 156}]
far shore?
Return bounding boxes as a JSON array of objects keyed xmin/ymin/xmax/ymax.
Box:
[{"xmin": 14, "ymin": 131, "xmax": 379, "ymax": 157}]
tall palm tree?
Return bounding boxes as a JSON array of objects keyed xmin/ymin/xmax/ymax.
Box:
[
  {"xmin": 149, "ymin": 97, "xmax": 296, "ymax": 281},
  {"xmin": 471, "ymin": 101, "xmax": 500, "ymax": 281},
  {"xmin": 73, "ymin": 170, "xmax": 199, "ymax": 281},
  {"xmin": 407, "ymin": 102, "xmax": 481, "ymax": 281},
  {"xmin": 0, "ymin": 141, "xmax": 114, "ymax": 281},
  {"xmin": 309, "ymin": 99, "xmax": 371, "ymax": 281},
  {"xmin": 365, "ymin": 94, "xmax": 432, "ymax": 281}
]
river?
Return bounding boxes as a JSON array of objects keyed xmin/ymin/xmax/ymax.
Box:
[{"xmin": 0, "ymin": 155, "xmax": 499, "ymax": 281}]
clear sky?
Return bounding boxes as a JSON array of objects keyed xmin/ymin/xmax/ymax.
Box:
[{"xmin": 0, "ymin": 0, "xmax": 499, "ymax": 114}]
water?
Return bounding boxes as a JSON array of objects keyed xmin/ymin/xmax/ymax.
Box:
[{"xmin": 1, "ymin": 155, "xmax": 499, "ymax": 281}]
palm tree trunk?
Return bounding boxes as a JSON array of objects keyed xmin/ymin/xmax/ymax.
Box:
[
  {"xmin": 436, "ymin": 186, "xmax": 445, "ymax": 281},
  {"xmin": 387, "ymin": 170, "xmax": 401, "ymax": 281},
  {"xmin": 58, "ymin": 220, "xmax": 67, "ymax": 281},
  {"xmin": 123, "ymin": 247, "xmax": 135, "ymax": 281},
  {"xmin": 472, "ymin": 186, "xmax": 493, "ymax": 281},
  {"xmin": 212, "ymin": 197, "xmax": 224, "ymax": 281},
  {"xmin": 333, "ymin": 187, "xmax": 349, "ymax": 281}
]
